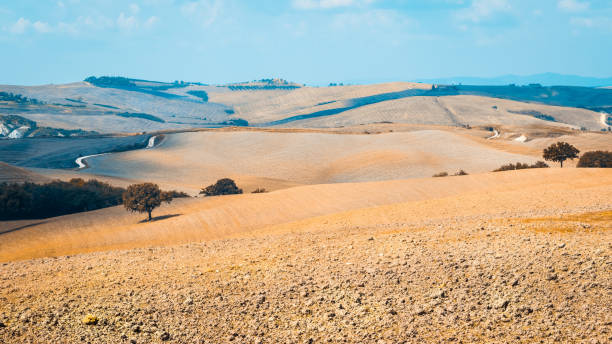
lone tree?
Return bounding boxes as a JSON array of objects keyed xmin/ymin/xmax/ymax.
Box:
[
  {"xmin": 200, "ymin": 178, "xmax": 243, "ymax": 197},
  {"xmin": 543, "ymin": 141, "xmax": 579, "ymax": 168},
  {"xmin": 123, "ymin": 183, "xmax": 172, "ymax": 221}
]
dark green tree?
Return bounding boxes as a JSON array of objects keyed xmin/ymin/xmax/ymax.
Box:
[
  {"xmin": 577, "ymin": 151, "xmax": 612, "ymax": 168},
  {"xmin": 123, "ymin": 183, "xmax": 172, "ymax": 221},
  {"xmin": 200, "ymin": 178, "xmax": 243, "ymax": 197},
  {"xmin": 543, "ymin": 142, "xmax": 580, "ymax": 168}
]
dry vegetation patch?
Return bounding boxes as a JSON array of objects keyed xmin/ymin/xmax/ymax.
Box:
[{"xmin": 521, "ymin": 210, "xmax": 612, "ymax": 233}]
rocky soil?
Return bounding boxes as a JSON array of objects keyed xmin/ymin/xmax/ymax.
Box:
[{"xmin": 1, "ymin": 206, "xmax": 610, "ymax": 343}]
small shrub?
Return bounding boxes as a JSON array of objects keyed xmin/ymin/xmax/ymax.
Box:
[
  {"xmin": 187, "ymin": 90, "xmax": 208, "ymax": 102},
  {"xmin": 164, "ymin": 190, "xmax": 191, "ymax": 198},
  {"xmin": 454, "ymin": 170, "xmax": 469, "ymax": 176},
  {"xmin": 577, "ymin": 151, "xmax": 612, "ymax": 168},
  {"xmin": 531, "ymin": 161, "xmax": 549, "ymax": 168},
  {"xmin": 200, "ymin": 178, "xmax": 243, "ymax": 196},
  {"xmin": 433, "ymin": 172, "xmax": 448, "ymax": 177},
  {"xmin": 0, "ymin": 91, "xmax": 42, "ymax": 104},
  {"xmin": 493, "ymin": 161, "xmax": 549, "ymax": 172},
  {"xmin": 251, "ymin": 188, "xmax": 267, "ymax": 193}
]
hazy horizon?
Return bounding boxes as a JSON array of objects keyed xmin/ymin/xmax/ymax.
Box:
[{"xmin": 1, "ymin": 0, "xmax": 611, "ymax": 86}]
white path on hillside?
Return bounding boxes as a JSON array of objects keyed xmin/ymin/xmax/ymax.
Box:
[
  {"xmin": 146, "ymin": 135, "xmax": 158, "ymax": 148},
  {"xmin": 75, "ymin": 153, "xmax": 107, "ymax": 169},
  {"xmin": 601, "ymin": 113, "xmax": 610, "ymax": 127},
  {"xmin": 487, "ymin": 129, "xmax": 500, "ymax": 139},
  {"xmin": 76, "ymin": 135, "xmax": 158, "ymax": 169}
]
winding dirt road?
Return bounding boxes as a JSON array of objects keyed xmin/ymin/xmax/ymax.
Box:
[
  {"xmin": 601, "ymin": 112, "xmax": 610, "ymax": 127},
  {"xmin": 487, "ymin": 129, "xmax": 500, "ymax": 139},
  {"xmin": 75, "ymin": 135, "xmax": 158, "ymax": 169}
]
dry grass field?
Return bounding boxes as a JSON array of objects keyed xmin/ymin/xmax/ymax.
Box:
[
  {"xmin": 74, "ymin": 129, "xmax": 544, "ymax": 193},
  {"xmin": 281, "ymin": 95, "xmax": 603, "ymax": 129},
  {"xmin": 1, "ymin": 168, "xmax": 611, "ymax": 343},
  {"xmin": 206, "ymin": 82, "xmax": 431, "ymax": 124},
  {"xmin": 0, "ymin": 162, "xmax": 50, "ymax": 184},
  {"xmin": 1, "ymin": 168, "xmax": 610, "ymax": 262}
]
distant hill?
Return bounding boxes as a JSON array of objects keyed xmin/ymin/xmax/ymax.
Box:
[{"xmin": 418, "ymin": 73, "xmax": 612, "ymax": 87}]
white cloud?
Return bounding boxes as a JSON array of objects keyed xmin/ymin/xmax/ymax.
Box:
[
  {"xmin": 332, "ymin": 9, "xmax": 412, "ymax": 30},
  {"xmin": 10, "ymin": 17, "xmax": 31, "ymax": 34},
  {"xmin": 32, "ymin": 21, "xmax": 51, "ymax": 33},
  {"xmin": 55, "ymin": 16, "xmax": 113, "ymax": 35},
  {"xmin": 456, "ymin": 0, "xmax": 511, "ymax": 23},
  {"xmin": 57, "ymin": 21, "xmax": 79, "ymax": 34},
  {"xmin": 558, "ymin": 0, "xmax": 590, "ymax": 12},
  {"xmin": 293, "ymin": 0, "xmax": 374, "ymax": 10},
  {"xmin": 5, "ymin": 10, "xmax": 154, "ymax": 36},
  {"xmin": 57, "ymin": 1, "xmax": 65, "ymax": 8},
  {"xmin": 117, "ymin": 12, "xmax": 138, "ymax": 31},
  {"xmin": 8, "ymin": 18, "xmax": 52, "ymax": 34},
  {"xmin": 130, "ymin": 3, "xmax": 140, "ymax": 14},
  {"xmin": 78, "ymin": 15, "xmax": 114, "ymax": 31},
  {"xmin": 181, "ymin": 0, "xmax": 222, "ymax": 27},
  {"xmin": 144, "ymin": 16, "xmax": 159, "ymax": 28},
  {"xmin": 571, "ymin": 16, "xmax": 612, "ymax": 30}
]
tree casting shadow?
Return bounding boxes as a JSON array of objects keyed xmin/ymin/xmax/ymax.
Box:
[{"xmin": 139, "ymin": 213, "xmax": 182, "ymax": 223}]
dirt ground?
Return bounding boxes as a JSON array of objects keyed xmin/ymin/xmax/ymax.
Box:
[{"xmin": 0, "ymin": 168, "xmax": 610, "ymax": 343}]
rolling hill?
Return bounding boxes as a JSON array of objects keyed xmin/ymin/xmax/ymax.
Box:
[
  {"xmin": 75, "ymin": 129, "xmax": 543, "ymax": 192},
  {"xmin": 1, "ymin": 79, "xmax": 610, "ymax": 137},
  {"xmin": 1, "ymin": 168, "xmax": 609, "ymax": 262},
  {"xmin": 1, "ymin": 78, "xmax": 611, "ymax": 344}
]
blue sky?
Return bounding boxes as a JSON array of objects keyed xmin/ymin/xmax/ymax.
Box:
[{"xmin": 1, "ymin": 0, "xmax": 611, "ymax": 85}]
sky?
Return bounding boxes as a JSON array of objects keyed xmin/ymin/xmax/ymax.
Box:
[{"xmin": 0, "ymin": 0, "xmax": 611, "ymax": 86}]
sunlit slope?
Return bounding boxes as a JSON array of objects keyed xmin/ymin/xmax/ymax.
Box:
[
  {"xmin": 281, "ymin": 95, "xmax": 603, "ymax": 129},
  {"xmin": 207, "ymin": 82, "xmax": 431, "ymax": 124},
  {"xmin": 0, "ymin": 162, "xmax": 49, "ymax": 183},
  {"xmin": 525, "ymin": 132, "xmax": 612, "ymax": 152},
  {"xmin": 0, "ymin": 168, "xmax": 609, "ymax": 262},
  {"xmin": 82, "ymin": 130, "xmax": 540, "ymax": 187}
]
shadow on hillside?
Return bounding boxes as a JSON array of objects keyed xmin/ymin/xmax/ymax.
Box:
[
  {"xmin": 139, "ymin": 214, "xmax": 182, "ymax": 223},
  {"xmin": 0, "ymin": 221, "xmax": 48, "ymax": 235}
]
